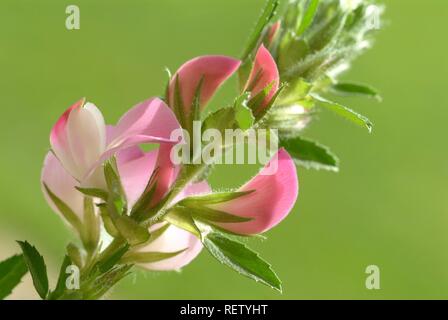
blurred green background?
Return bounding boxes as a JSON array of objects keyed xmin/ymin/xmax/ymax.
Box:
[{"xmin": 1, "ymin": 0, "xmax": 447, "ymax": 299}]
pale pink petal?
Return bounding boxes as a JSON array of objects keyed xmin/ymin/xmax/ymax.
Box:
[
  {"xmin": 136, "ymin": 223, "xmax": 203, "ymax": 271},
  {"xmin": 172, "ymin": 180, "xmax": 211, "ymax": 204},
  {"xmin": 168, "ymin": 56, "xmax": 241, "ymax": 111},
  {"xmin": 108, "ymin": 98, "xmax": 180, "ymax": 148},
  {"xmin": 116, "ymin": 149, "xmax": 158, "ymax": 208},
  {"xmin": 210, "ymin": 149, "xmax": 298, "ymax": 235},
  {"xmin": 41, "ymin": 152, "xmax": 84, "ymax": 220},
  {"xmin": 66, "ymin": 102, "xmax": 107, "ymax": 180},
  {"xmin": 245, "ymin": 45, "xmax": 280, "ymax": 113},
  {"xmin": 50, "ymin": 99, "xmax": 85, "ymax": 180},
  {"xmin": 82, "ymin": 99, "xmax": 181, "ymax": 185}
]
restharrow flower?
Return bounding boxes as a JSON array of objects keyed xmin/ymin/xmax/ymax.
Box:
[{"xmin": 204, "ymin": 148, "xmax": 298, "ymax": 235}]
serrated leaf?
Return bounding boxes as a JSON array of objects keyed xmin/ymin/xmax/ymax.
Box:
[
  {"xmin": 43, "ymin": 184, "xmax": 83, "ymax": 233},
  {"xmin": 313, "ymin": 95, "xmax": 373, "ymax": 132},
  {"xmin": 280, "ymin": 136, "xmax": 339, "ymax": 171},
  {"xmin": 330, "ymin": 82, "xmax": 382, "ymax": 101},
  {"xmin": 121, "ymin": 250, "xmax": 186, "ymax": 264},
  {"xmin": 48, "ymin": 255, "xmax": 72, "ymax": 300},
  {"xmin": 202, "ymin": 232, "xmax": 282, "ymax": 292},
  {"xmin": 0, "ymin": 254, "xmax": 28, "ymax": 300},
  {"xmin": 202, "ymin": 107, "xmax": 238, "ymax": 134},
  {"xmin": 17, "ymin": 241, "xmax": 49, "ymax": 299}
]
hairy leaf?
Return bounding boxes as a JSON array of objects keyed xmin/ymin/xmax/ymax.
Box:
[
  {"xmin": 313, "ymin": 95, "xmax": 373, "ymax": 132},
  {"xmin": 202, "ymin": 232, "xmax": 282, "ymax": 292},
  {"xmin": 280, "ymin": 136, "xmax": 339, "ymax": 171}
]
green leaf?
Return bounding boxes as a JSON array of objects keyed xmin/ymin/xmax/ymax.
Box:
[
  {"xmin": 176, "ymin": 205, "xmax": 253, "ymax": 224},
  {"xmin": 234, "ymin": 92, "xmax": 254, "ymax": 130},
  {"xmin": 180, "ymin": 191, "xmax": 254, "ymax": 206},
  {"xmin": 313, "ymin": 95, "xmax": 373, "ymax": 132},
  {"xmin": 104, "ymin": 160, "xmax": 126, "ymax": 207},
  {"xmin": 75, "ymin": 187, "xmax": 108, "ymax": 201},
  {"xmin": 253, "ymin": 83, "xmax": 286, "ymax": 122},
  {"xmin": 239, "ymin": 0, "xmax": 279, "ymax": 88},
  {"xmin": 43, "ymin": 184, "xmax": 83, "ymax": 233},
  {"xmin": 17, "ymin": 241, "xmax": 49, "ymax": 299},
  {"xmin": 173, "ymin": 74, "xmax": 187, "ymax": 128},
  {"xmin": 48, "ymin": 255, "xmax": 72, "ymax": 300},
  {"xmin": 201, "ymin": 231, "xmax": 282, "ymax": 292},
  {"xmin": 241, "ymin": 0, "xmax": 279, "ymax": 61},
  {"xmin": 330, "ymin": 82, "xmax": 382, "ymax": 101},
  {"xmin": 0, "ymin": 254, "xmax": 28, "ymax": 300},
  {"xmin": 202, "ymin": 107, "xmax": 238, "ymax": 135},
  {"xmin": 121, "ymin": 250, "xmax": 186, "ymax": 264},
  {"xmin": 280, "ymin": 136, "xmax": 339, "ymax": 171},
  {"xmin": 296, "ymin": 0, "xmax": 320, "ymax": 36},
  {"xmin": 193, "ymin": 207, "xmax": 253, "ymax": 223}
]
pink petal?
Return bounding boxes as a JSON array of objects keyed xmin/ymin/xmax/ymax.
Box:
[
  {"xmin": 245, "ymin": 45, "xmax": 280, "ymax": 113},
  {"xmin": 108, "ymin": 98, "xmax": 180, "ymax": 148},
  {"xmin": 168, "ymin": 56, "xmax": 241, "ymax": 112},
  {"xmin": 210, "ymin": 149, "xmax": 298, "ymax": 235},
  {"xmin": 136, "ymin": 223, "xmax": 203, "ymax": 271},
  {"xmin": 41, "ymin": 152, "xmax": 84, "ymax": 220},
  {"xmin": 83, "ymin": 99, "xmax": 181, "ymax": 185},
  {"xmin": 116, "ymin": 149, "xmax": 158, "ymax": 208},
  {"xmin": 172, "ymin": 180, "xmax": 211, "ymax": 204},
  {"xmin": 50, "ymin": 99, "xmax": 85, "ymax": 180}
]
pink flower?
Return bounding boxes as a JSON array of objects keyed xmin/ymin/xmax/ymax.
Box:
[
  {"xmin": 43, "ymin": 98, "xmax": 207, "ymax": 271},
  {"xmin": 206, "ymin": 149, "xmax": 298, "ymax": 235},
  {"xmin": 49, "ymin": 98, "xmax": 180, "ymax": 188},
  {"xmin": 167, "ymin": 56, "xmax": 241, "ymax": 112}
]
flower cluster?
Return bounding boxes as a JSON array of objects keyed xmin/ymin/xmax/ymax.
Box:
[
  {"xmin": 41, "ymin": 52, "xmax": 298, "ymax": 270},
  {"xmin": 0, "ymin": 0, "xmax": 383, "ymax": 300}
]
